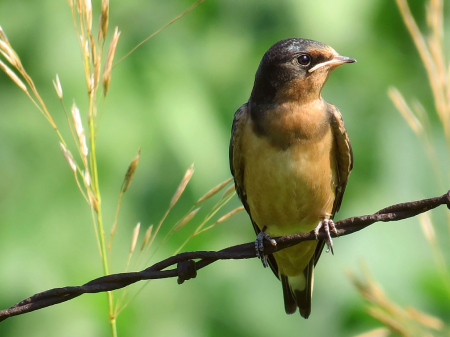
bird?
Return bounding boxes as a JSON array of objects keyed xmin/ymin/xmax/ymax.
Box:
[{"xmin": 229, "ymin": 38, "xmax": 354, "ymax": 318}]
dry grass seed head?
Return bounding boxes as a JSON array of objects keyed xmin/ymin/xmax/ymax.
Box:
[
  {"xmin": 79, "ymin": 34, "xmax": 86, "ymax": 53},
  {"xmin": 222, "ymin": 183, "xmax": 236, "ymax": 199},
  {"xmin": 94, "ymin": 53, "xmax": 101, "ymax": 89},
  {"xmin": 196, "ymin": 177, "xmax": 233, "ymax": 205},
  {"xmin": 121, "ymin": 149, "xmax": 141, "ymax": 193},
  {"xmin": 88, "ymin": 190, "xmax": 99, "ymax": 213},
  {"xmin": 353, "ymin": 328, "xmax": 391, "ymax": 337},
  {"xmin": 140, "ymin": 224, "xmax": 153, "ymax": 251},
  {"xmin": 130, "ymin": 223, "xmax": 140, "ymax": 254},
  {"xmin": 60, "ymin": 142, "xmax": 77, "ymax": 172},
  {"xmin": 53, "ymin": 74, "xmax": 63, "ymax": 99},
  {"xmin": 0, "ymin": 40, "xmax": 16, "ymax": 65},
  {"xmin": 0, "ymin": 49, "xmax": 12, "ymax": 64},
  {"xmin": 405, "ymin": 307, "xmax": 444, "ymax": 331},
  {"xmin": 215, "ymin": 206, "xmax": 244, "ymax": 224},
  {"xmin": 170, "ymin": 164, "xmax": 194, "ymax": 209},
  {"xmin": 89, "ymin": 74, "xmax": 95, "ymax": 97},
  {"xmin": 102, "ymin": 27, "xmax": 120, "ymax": 96},
  {"xmin": 175, "ymin": 207, "xmax": 201, "ymax": 231},
  {"xmin": 84, "ymin": 38, "xmax": 90, "ymax": 60},
  {"xmin": 99, "ymin": 0, "xmax": 109, "ymax": 43},
  {"xmin": 76, "ymin": 0, "xmax": 82, "ymax": 14},
  {"xmin": 88, "ymin": 34, "xmax": 97, "ymax": 86},
  {"xmin": 348, "ymin": 267, "xmax": 398, "ymax": 314},
  {"xmin": 397, "ymin": 0, "xmax": 448, "ymax": 128},
  {"xmin": 197, "ymin": 206, "xmax": 244, "ymax": 234},
  {"xmin": 388, "ymin": 87, "xmax": 423, "ymax": 136},
  {"xmin": 1, "ymin": 44, "xmax": 20, "ymax": 69},
  {"xmin": 84, "ymin": 0, "xmax": 93, "ymax": 34},
  {"xmin": 0, "ymin": 59, "xmax": 27, "ymax": 92},
  {"xmin": 82, "ymin": 169, "xmax": 91, "ymax": 186},
  {"xmin": 0, "ymin": 26, "xmax": 10, "ymax": 44},
  {"xmin": 71, "ymin": 102, "xmax": 89, "ymax": 158},
  {"xmin": 425, "ymin": 1, "xmax": 445, "ymax": 80},
  {"xmin": 366, "ymin": 307, "xmax": 409, "ymax": 337},
  {"xmin": 426, "ymin": 0, "xmax": 443, "ymax": 41},
  {"xmin": 411, "ymin": 100, "xmax": 430, "ymax": 128}
]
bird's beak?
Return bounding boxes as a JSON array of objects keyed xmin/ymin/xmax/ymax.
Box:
[{"xmin": 308, "ymin": 55, "xmax": 356, "ymax": 73}]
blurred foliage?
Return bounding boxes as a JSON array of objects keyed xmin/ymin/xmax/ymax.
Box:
[{"xmin": 1, "ymin": 0, "xmax": 450, "ymax": 336}]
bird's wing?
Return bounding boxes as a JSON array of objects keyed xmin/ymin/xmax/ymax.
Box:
[
  {"xmin": 313, "ymin": 104, "xmax": 353, "ymax": 265},
  {"xmin": 328, "ymin": 103, "xmax": 353, "ymax": 218},
  {"xmin": 229, "ymin": 103, "xmax": 280, "ymax": 278},
  {"xmin": 229, "ymin": 104, "xmax": 249, "ymax": 215}
]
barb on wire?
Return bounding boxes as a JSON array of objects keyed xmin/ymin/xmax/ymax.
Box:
[{"xmin": 1, "ymin": 191, "xmax": 449, "ymax": 323}]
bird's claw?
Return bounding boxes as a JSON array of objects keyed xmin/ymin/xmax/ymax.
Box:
[
  {"xmin": 314, "ymin": 218, "xmax": 338, "ymax": 254},
  {"xmin": 255, "ymin": 228, "xmax": 277, "ymax": 268}
]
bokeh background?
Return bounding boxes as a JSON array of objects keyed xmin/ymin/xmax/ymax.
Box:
[{"xmin": 1, "ymin": 0, "xmax": 449, "ymax": 336}]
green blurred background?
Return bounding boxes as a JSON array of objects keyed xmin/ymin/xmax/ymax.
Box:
[{"xmin": 1, "ymin": 0, "xmax": 449, "ymax": 335}]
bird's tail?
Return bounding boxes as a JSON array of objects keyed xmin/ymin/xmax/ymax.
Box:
[{"xmin": 280, "ymin": 256, "xmax": 315, "ymax": 318}]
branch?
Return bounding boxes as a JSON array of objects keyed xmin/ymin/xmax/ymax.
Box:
[{"xmin": 1, "ymin": 191, "xmax": 449, "ymax": 322}]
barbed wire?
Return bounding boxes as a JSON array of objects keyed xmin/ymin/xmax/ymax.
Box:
[{"xmin": 1, "ymin": 191, "xmax": 449, "ymax": 322}]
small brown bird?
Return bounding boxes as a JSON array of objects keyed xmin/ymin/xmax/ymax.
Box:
[{"xmin": 229, "ymin": 38, "xmax": 354, "ymax": 318}]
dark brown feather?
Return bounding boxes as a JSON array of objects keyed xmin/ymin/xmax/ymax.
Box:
[
  {"xmin": 314, "ymin": 104, "xmax": 353, "ymax": 265},
  {"xmin": 281, "ymin": 274, "xmax": 297, "ymax": 314},
  {"xmin": 293, "ymin": 256, "xmax": 315, "ymax": 318},
  {"xmin": 327, "ymin": 103, "xmax": 353, "ymax": 216}
]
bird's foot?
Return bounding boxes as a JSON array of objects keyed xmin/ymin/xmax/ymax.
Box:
[
  {"xmin": 314, "ymin": 218, "xmax": 338, "ymax": 254},
  {"xmin": 255, "ymin": 226, "xmax": 277, "ymax": 268}
]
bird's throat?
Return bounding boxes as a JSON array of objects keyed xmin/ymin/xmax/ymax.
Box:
[{"xmin": 250, "ymin": 99, "xmax": 330, "ymax": 150}]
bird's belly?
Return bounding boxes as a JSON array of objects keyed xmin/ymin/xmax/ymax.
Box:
[{"xmin": 243, "ymin": 125, "xmax": 337, "ymax": 237}]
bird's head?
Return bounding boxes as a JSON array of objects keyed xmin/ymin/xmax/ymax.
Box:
[{"xmin": 250, "ymin": 38, "xmax": 356, "ymax": 105}]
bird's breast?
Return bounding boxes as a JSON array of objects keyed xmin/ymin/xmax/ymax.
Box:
[{"xmin": 242, "ymin": 111, "xmax": 337, "ymax": 237}]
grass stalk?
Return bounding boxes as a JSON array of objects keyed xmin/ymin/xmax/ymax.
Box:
[{"xmin": 0, "ymin": 0, "xmax": 217, "ymax": 334}]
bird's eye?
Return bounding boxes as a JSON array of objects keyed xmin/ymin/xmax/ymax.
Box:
[{"xmin": 297, "ymin": 54, "xmax": 311, "ymax": 66}]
